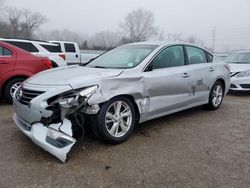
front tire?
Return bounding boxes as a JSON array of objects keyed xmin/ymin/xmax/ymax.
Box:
[
  {"xmin": 4, "ymin": 78, "xmax": 25, "ymax": 103},
  {"xmin": 92, "ymin": 96, "xmax": 136, "ymax": 144},
  {"xmin": 205, "ymin": 81, "xmax": 225, "ymax": 110}
]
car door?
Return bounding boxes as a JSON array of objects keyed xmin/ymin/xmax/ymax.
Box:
[
  {"xmin": 142, "ymin": 45, "xmax": 192, "ymax": 120},
  {"xmin": 184, "ymin": 45, "xmax": 214, "ymax": 103},
  {"xmin": 64, "ymin": 43, "xmax": 80, "ymax": 64},
  {"xmin": 0, "ymin": 45, "xmax": 16, "ymax": 84}
]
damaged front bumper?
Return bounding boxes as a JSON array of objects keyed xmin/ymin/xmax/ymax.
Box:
[
  {"xmin": 13, "ymin": 113, "xmax": 76, "ymax": 162},
  {"xmin": 12, "ymin": 83, "xmax": 99, "ymax": 162}
]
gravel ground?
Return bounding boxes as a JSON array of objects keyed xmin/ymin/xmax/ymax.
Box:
[{"xmin": 0, "ymin": 93, "xmax": 250, "ymax": 188}]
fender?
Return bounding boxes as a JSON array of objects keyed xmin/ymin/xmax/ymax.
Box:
[{"xmin": 0, "ymin": 69, "xmax": 33, "ymax": 92}]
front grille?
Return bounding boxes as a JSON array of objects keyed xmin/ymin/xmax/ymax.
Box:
[
  {"xmin": 240, "ymin": 84, "xmax": 250, "ymax": 89},
  {"xmin": 16, "ymin": 88, "xmax": 45, "ymax": 106}
]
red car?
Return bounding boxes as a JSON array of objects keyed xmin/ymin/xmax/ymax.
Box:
[{"xmin": 0, "ymin": 41, "xmax": 52, "ymax": 103}]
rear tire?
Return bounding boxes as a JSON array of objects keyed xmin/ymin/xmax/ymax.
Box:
[
  {"xmin": 205, "ymin": 81, "xmax": 225, "ymax": 110},
  {"xmin": 4, "ymin": 78, "xmax": 25, "ymax": 103},
  {"xmin": 91, "ymin": 96, "xmax": 136, "ymax": 144}
]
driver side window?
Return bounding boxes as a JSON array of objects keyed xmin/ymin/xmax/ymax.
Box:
[{"xmin": 152, "ymin": 46, "xmax": 185, "ymax": 69}]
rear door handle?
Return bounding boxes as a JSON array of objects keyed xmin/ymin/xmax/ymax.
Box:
[
  {"xmin": 182, "ymin": 73, "xmax": 190, "ymax": 78},
  {"xmin": 209, "ymin": 67, "xmax": 215, "ymax": 72}
]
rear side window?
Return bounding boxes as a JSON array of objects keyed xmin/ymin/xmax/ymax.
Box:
[
  {"xmin": 51, "ymin": 42, "xmax": 62, "ymax": 51},
  {"xmin": 152, "ymin": 45, "xmax": 185, "ymax": 69},
  {"xmin": 207, "ymin": 52, "xmax": 213, "ymax": 62},
  {"xmin": 0, "ymin": 46, "xmax": 13, "ymax": 56},
  {"xmin": 64, "ymin": 43, "xmax": 76, "ymax": 52},
  {"xmin": 5, "ymin": 41, "xmax": 39, "ymax": 52},
  {"xmin": 41, "ymin": 44, "xmax": 62, "ymax": 53},
  {"xmin": 186, "ymin": 46, "xmax": 207, "ymax": 64}
]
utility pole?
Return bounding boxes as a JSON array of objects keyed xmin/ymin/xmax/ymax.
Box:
[{"xmin": 212, "ymin": 26, "xmax": 216, "ymax": 53}]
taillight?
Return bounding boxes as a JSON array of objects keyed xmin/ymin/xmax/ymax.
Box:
[
  {"xmin": 42, "ymin": 59, "xmax": 52, "ymax": 69},
  {"xmin": 59, "ymin": 54, "xmax": 65, "ymax": 60},
  {"xmin": 225, "ymin": 64, "xmax": 230, "ymax": 72}
]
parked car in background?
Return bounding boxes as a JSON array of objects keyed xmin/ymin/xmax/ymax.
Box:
[
  {"xmin": 13, "ymin": 42, "xmax": 230, "ymax": 162},
  {"xmin": 224, "ymin": 51, "xmax": 250, "ymax": 91},
  {"xmin": 0, "ymin": 38, "xmax": 67, "ymax": 67},
  {"xmin": 0, "ymin": 41, "xmax": 52, "ymax": 103},
  {"xmin": 50, "ymin": 41, "xmax": 101, "ymax": 65}
]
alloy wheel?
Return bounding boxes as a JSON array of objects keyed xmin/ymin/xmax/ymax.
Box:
[
  {"xmin": 105, "ymin": 101, "xmax": 132, "ymax": 138},
  {"xmin": 10, "ymin": 82, "xmax": 21, "ymax": 97},
  {"xmin": 212, "ymin": 84, "xmax": 223, "ymax": 107}
]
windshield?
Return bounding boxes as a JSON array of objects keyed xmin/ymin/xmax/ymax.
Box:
[
  {"xmin": 86, "ymin": 45, "xmax": 158, "ymax": 69},
  {"xmin": 224, "ymin": 52, "xmax": 250, "ymax": 64}
]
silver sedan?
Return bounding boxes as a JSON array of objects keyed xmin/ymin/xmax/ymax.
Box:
[{"xmin": 13, "ymin": 42, "xmax": 230, "ymax": 162}]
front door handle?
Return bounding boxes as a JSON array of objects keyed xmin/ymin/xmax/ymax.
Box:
[
  {"xmin": 209, "ymin": 67, "xmax": 215, "ymax": 72},
  {"xmin": 182, "ymin": 73, "xmax": 190, "ymax": 78}
]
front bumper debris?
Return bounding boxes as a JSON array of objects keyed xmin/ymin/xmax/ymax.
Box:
[{"xmin": 13, "ymin": 113, "xmax": 76, "ymax": 162}]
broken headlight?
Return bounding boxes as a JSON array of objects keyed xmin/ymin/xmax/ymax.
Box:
[{"xmin": 50, "ymin": 85, "xmax": 98, "ymax": 109}]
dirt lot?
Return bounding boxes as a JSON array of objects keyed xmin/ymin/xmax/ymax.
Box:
[{"xmin": 0, "ymin": 93, "xmax": 250, "ymax": 188}]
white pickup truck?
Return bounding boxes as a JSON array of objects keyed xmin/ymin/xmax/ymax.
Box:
[{"xmin": 50, "ymin": 41, "xmax": 102, "ymax": 65}]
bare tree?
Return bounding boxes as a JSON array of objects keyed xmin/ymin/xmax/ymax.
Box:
[
  {"xmin": 0, "ymin": 0, "xmax": 5, "ymax": 20},
  {"xmin": 5, "ymin": 7, "xmax": 22, "ymax": 37},
  {"xmin": 4, "ymin": 6, "xmax": 47, "ymax": 38},
  {"xmin": 167, "ymin": 33, "xmax": 183, "ymax": 42},
  {"xmin": 38, "ymin": 29, "xmax": 85, "ymax": 44},
  {"xmin": 120, "ymin": 8, "xmax": 158, "ymax": 43},
  {"xmin": 0, "ymin": 0, "xmax": 11, "ymax": 37},
  {"xmin": 158, "ymin": 30, "xmax": 166, "ymax": 40},
  {"xmin": 89, "ymin": 31, "xmax": 121, "ymax": 49},
  {"xmin": 20, "ymin": 9, "xmax": 47, "ymax": 38},
  {"xmin": 186, "ymin": 35, "xmax": 204, "ymax": 46}
]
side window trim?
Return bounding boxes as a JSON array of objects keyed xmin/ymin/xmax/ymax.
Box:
[
  {"xmin": 184, "ymin": 45, "xmax": 208, "ymax": 65},
  {"xmin": 0, "ymin": 46, "xmax": 13, "ymax": 57},
  {"xmin": 144, "ymin": 45, "xmax": 186, "ymax": 71},
  {"xmin": 183, "ymin": 45, "xmax": 189, "ymax": 65},
  {"xmin": 206, "ymin": 52, "xmax": 213, "ymax": 62},
  {"xmin": 5, "ymin": 41, "xmax": 39, "ymax": 52}
]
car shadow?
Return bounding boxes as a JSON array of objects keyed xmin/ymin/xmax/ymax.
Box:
[{"xmin": 0, "ymin": 98, "xmax": 10, "ymax": 106}]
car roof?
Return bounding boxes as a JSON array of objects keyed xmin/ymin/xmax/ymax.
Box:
[
  {"xmin": 123, "ymin": 41, "xmax": 212, "ymax": 54},
  {"xmin": 0, "ymin": 38, "xmax": 59, "ymax": 46},
  {"xmin": 50, "ymin": 41, "xmax": 77, "ymax": 43}
]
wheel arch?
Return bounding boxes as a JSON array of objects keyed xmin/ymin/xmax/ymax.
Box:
[
  {"xmin": 215, "ymin": 78, "xmax": 226, "ymax": 91},
  {"xmin": 1, "ymin": 75, "xmax": 28, "ymax": 96},
  {"xmin": 104, "ymin": 94, "xmax": 141, "ymax": 123}
]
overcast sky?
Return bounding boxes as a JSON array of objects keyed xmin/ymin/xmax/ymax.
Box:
[{"xmin": 6, "ymin": 0, "xmax": 250, "ymax": 52}]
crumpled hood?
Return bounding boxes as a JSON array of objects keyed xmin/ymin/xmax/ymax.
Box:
[
  {"xmin": 26, "ymin": 66, "xmax": 123, "ymax": 87},
  {"xmin": 228, "ymin": 63, "xmax": 250, "ymax": 73}
]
